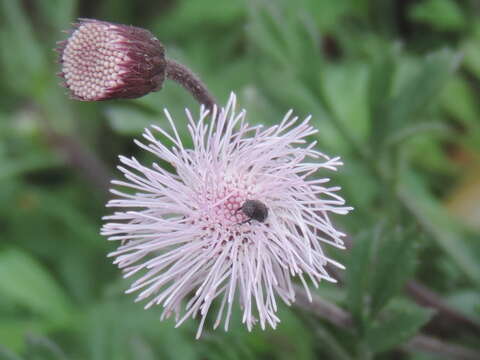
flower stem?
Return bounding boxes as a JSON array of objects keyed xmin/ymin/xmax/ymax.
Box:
[{"xmin": 165, "ymin": 59, "xmax": 217, "ymax": 111}]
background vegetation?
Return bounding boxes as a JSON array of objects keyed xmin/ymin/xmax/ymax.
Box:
[{"xmin": 0, "ymin": 0, "xmax": 479, "ymax": 359}]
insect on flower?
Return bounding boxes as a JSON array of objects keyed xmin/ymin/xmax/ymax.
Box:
[
  {"xmin": 238, "ymin": 199, "xmax": 269, "ymax": 224},
  {"xmin": 101, "ymin": 93, "xmax": 352, "ymax": 338}
]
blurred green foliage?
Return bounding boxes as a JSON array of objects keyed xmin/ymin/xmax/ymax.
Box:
[{"xmin": 1, "ymin": 0, "xmax": 480, "ymax": 359}]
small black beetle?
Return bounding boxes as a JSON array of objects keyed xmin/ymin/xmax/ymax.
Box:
[{"xmin": 239, "ymin": 199, "xmax": 268, "ymax": 224}]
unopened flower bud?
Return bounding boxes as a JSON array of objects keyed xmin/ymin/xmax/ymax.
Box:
[{"xmin": 57, "ymin": 18, "xmax": 166, "ymax": 101}]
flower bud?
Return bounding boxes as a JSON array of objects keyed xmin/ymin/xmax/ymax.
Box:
[{"xmin": 57, "ymin": 19, "xmax": 166, "ymax": 101}]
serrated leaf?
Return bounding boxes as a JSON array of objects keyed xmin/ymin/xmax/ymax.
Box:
[
  {"xmin": 255, "ymin": 68, "xmax": 345, "ymax": 152},
  {"xmin": 321, "ymin": 63, "xmax": 370, "ymax": 144},
  {"xmin": 381, "ymin": 50, "xmax": 460, "ymax": 147},
  {"xmin": 0, "ymin": 249, "xmax": 72, "ymax": 326},
  {"xmin": 368, "ymin": 44, "xmax": 399, "ymax": 150},
  {"xmin": 346, "ymin": 231, "xmax": 375, "ymax": 331},
  {"xmin": 245, "ymin": 0, "xmax": 323, "ymax": 75},
  {"xmin": 369, "ymin": 228, "xmax": 417, "ymax": 317},
  {"xmin": 368, "ymin": 47, "xmax": 396, "ymax": 115},
  {"xmin": 246, "ymin": 1, "xmax": 299, "ymax": 69},
  {"xmin": 365, "ymin": 306, "xmax": 433, "ymax": 353}
]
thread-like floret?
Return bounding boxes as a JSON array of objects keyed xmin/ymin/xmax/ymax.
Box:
[{"xmin": 102, "ymin": 93, "xmax": 352, "ymax": 338}]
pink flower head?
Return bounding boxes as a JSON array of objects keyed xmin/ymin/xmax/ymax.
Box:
[
  {"xmin": 101, "ymin": 93, "xmax": 352, "ymax": 338},
  {"xmin": 57, "ymin": 19, "xmax": 166, "ymax": 101}
]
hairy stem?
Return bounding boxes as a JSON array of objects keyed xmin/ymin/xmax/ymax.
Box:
[
  {"xmin": 405, "ymin": 281, "xmax": 480, "ymax": 336},
  {"xmin": 165, "ymin": 59, "xmax": 217, "ymax": 111}
]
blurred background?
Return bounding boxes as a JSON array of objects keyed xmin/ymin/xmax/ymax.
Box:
[{"xmin": 1, "ymin": 0, "xmax": 480, "ymax": 359}]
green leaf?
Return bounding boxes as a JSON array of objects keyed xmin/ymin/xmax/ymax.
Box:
[
  {"xmin": 346, "ymin": 230, "xmax": 375, "ymax": 331},
  {"xmin": 369, "ymin": 227, "xmax": 417, "ymax": 317},
  {"xmin": 24, "ymin": 335, "xmax": 67, "ymax": 360},
  {"xmin": 245, "ymin": 0, "xmax": 323, "ymax": 74},
  {"xmin": 239, "ymin": 305, "xmax": 315, "ymax": 360},
  {"xmin": 81, "ymin": 301, "xmax": 197, "ymax": 360},
  {"xmin": 441, "ymin": 75, "xmax": 479, "ymax": 125},
  {"xmin": 463, "ymin": 38, "xmax": 480, "ymax": 80},
  {"xmin": 246, "ymin": 1, "xmax": 298, "ymax": 69},
  {"xmin": 321, "ymin": 63, "xmax": 370, "ymax": 144},
  {"xmin": 155, "ymin": 0, "xmax": 245, "ymax": 38},
  {"xmin": 0, "ymin": 0, "xmax": 46, "ymax": 94},
  {"xmin": 338, "ymin": 161, "xmax": 378, "ymax": 210},
  {"xmin": 365, "ymin": 305, "xmax": 433, "ymax": 353},
  {"xmin": 255, "ymin": 68, "xmax": 345, "ymax": 152},
  {"xmin": 368, "ymin": 44, "xmax": 399, "ymax": 150},
  {"xmin": 408, "ymin": 135, "xmax": 456, "ymax": 174},
  {"xmin": 409, "ymin": 0, "xmax": 465, "ymax": 31},
  {"xmin": 303, "ymin": 0, "xmax": 350, "ymax": 31},
  {"xmin": 311, "ymin": 324, "xmax": 352, "ymax": 360},
  {"xmin": 368, "ymin": 47, "xmax": 396, "ymax": 116},
  {"xmin": 381, "ymin": 50, "xmax": 460, "ymax": 147},
  {"xmin": 0, "ymin": 249, "xmax": 72, "ymax": 326},
  {"xmin": 399, "ymin": 173, "xmax": 480, "ymax": 286}
]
